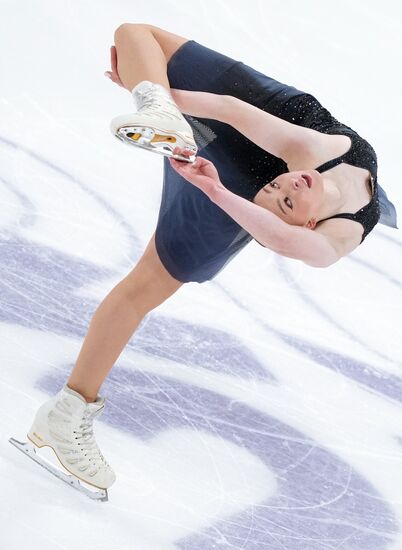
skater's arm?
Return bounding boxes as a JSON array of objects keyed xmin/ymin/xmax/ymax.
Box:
[
  {"xmin": 211, "ymin": 187, "xmax": 343, "ymax": 267},
  {"xmin": 171, "ymin": 89, "xmax": 230, "ymax": 123},
  {"xmin": 171, "ymin": 90, "xmax": 319, "ymax": 164},
  {"xmin": 169, "ymin": 155, "xmax": 344, "ymax": 267},
  {"xmin": 218, "ymin": 96, "xmax": 320, "ymax": 163}
]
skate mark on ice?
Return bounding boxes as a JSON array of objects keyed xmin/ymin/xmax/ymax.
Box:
[
  {"xmin": 38, "ymin": 367, "xmax": 398, "ymax": 550},
  {"xmin": 274, "ymin": 257, "xmax": 396, "ymax": 366},
  {"xmin": 1, "ymin": 139, "xmax": 401, "ymax": 408},
  {"xmin": 0, "ymin": 134, "xmax": 140, "ymax": 255}
]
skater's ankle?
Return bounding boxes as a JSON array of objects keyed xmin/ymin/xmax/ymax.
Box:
[{"xmin": 65, "ymin": 383, "xmax": 97, "ymax": 403}]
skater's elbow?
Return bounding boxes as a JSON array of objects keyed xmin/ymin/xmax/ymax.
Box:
[{"xmin": 218, "ymin": 96, "xmax": 239, "ymax": 124}]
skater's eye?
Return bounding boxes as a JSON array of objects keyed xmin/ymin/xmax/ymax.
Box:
[
  {"xmin": 285, "ymin": 197, "xmax": 293, "ymax": 210},
  {"xmin": 269, "ymin": 182, "xmax": 292, "ymax": 210}
]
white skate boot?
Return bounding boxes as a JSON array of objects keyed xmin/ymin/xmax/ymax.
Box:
[
  {"xmin": 10, "ymin": 385, "xmax": 116, "ymax": 500},
  {"xmin": 111, "ymin": 80, "xmax": 198, "ymax": 162}
]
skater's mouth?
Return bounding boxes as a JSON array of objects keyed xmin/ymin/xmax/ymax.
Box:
[{"xmin": 301, "ymin": 174, "xmax": 312, "ymax": 188}]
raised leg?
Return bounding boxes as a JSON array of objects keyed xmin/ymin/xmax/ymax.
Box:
[
  {"xmin": 110, "ymin": 24, "xmax": 196, "ymax": 161},
  {"xmin": 67, "ymin": 25, "xmax": 191, "ymax": 403},
  {"xmin": 67, "ymin": 233, "xmax": 183, "ymax": 402},
  {"xmin": 113, "ymin": 23, "xmax": 189, "ymax": 91}
]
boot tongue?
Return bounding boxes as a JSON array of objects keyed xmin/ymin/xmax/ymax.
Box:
[
  {"xmin": 63, "ymin": 384, "xmax": 87, "ymax": 404},
  {"xmin": 132, "ymin": 80, "xmax": 155, "ymax": 95},
  {"xmin": 63, "ymin": 385, "xmax": 104, "ymax": 413}
]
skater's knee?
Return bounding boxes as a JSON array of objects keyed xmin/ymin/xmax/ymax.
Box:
[
  {"xmin": 114, "ymin": 23, "xmax": 135, "ymax": 43},
  {"xmin": 114, "ymin": 23, "xmax": 153, "ymax": 43},
  {"xmin": 117, "ymin": 236, "xmax": 184, "ymax": 314},
  {"xmin": 119, "ymin": 268, "xmax": 184, "ymax": 316}
]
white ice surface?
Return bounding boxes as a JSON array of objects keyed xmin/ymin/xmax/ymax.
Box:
[{"xmin": 0, "ymin": 1, "xmax": 402, "ymax": 549}]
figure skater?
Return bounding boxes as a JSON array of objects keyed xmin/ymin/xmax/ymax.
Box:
[{"xmin": 23, "ymin": 24, "xmax": 397, "ymax": 494}]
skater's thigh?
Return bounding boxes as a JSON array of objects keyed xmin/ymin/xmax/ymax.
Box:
[
  {"xmin": 121, "ymin": 232, "xmax": 184, "ymax": 309},
  {"xmin": 134, "ymin": 24, "xmax": 190, "ymax": 63}
]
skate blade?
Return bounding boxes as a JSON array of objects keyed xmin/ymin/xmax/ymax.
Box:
[
  {"xmin": 115, "ymin": 126, "xmax": 196, "ymax": 163},
  {"xmin": 9, "ymin": 437, "xmax": 108, "ymax": 502}
]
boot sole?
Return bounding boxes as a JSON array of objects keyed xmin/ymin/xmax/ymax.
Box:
[
  {"xmin": 113, "ymin": 124, "xmax": 197, "ymax": 162},
  {"xmin": 27, "ymin": 431, "xmax": 113, "ymax": 490}
]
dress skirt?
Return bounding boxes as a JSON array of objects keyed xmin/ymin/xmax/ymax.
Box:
[{"xmin": 155, "ymin": 40, "xmax": 306, "ymax": 283}]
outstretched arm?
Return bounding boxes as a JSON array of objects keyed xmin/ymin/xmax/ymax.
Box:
[
  {"xmin": 171, "ymin": 89, "xmax": 319, "ymax": 164},
  {"xmin": 169, "ymin": 154, "xmax": 342, "ymax": 268}
]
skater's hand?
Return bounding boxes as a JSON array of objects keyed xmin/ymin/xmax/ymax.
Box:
[
  {"xmin": 104, "ymin": 46, "xmax": 124, "ymax": 88},
  {"xmin": 169, "ymin": 151, "xmax": 226, "ymax": 199}
]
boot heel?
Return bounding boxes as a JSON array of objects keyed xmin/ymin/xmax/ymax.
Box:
[{"xmin": 27, "ymin": 430, "xmax": 46, "ymax": 448}]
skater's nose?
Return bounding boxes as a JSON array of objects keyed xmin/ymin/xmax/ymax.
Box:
[{"xmin": 291, "ymin": 178, "xmax": 303, "ymax": 191}]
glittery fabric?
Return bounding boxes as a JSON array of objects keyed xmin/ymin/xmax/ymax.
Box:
[
  {"xmin": 276, "ymin": 94, "xmax": 381, "ymax": 243},
  {"xmin": 155, "ymin": 41, "xmax": 389, "ymax": 282}
]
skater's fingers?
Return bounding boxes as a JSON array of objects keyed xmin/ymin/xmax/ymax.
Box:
[
  {"xmin": 173, "ymin": 147, "xmax": 197, "ymax": 161},
  {"xmin": 111, "ymin": 74, "xmax": 122, "ymax": 85},
  {"xmin": 173, "ymin": 145, "xmax": 191, "ymax": 155},
  {"xmin": 189, "ymin": 156, "xmax": 212, "ymax": 170},
  {"xmin": 169, "ymin": 158, "xmax": 196, "ymax": 176},
  {"xmin": 192, "ymin": 157, "xmax": 221, "ymax": 180},
  {"xmin": 170, "ymin": 158, "xmax": 206, "ymax": 180},
  {"xmin": 169, "ymin": 157, "xmax": 190, "ymax": 169},
  {"xmin": 105, "ymin": 46, "xmax": 124, "ymax": 87},
  {"xmin": 169, "ymin": 158, "xmax": 184, "ymax": 174},
  {"xmin": 110, "ymin": 46, "xmax": 118, "ymax": 73},
  {"xmin": 105, "ymin": 71, "xmax": 117, "ymax": 82},
  {"xmin": 172, "ymin": 147, "xmax": 195, "ymax": 164},
  {"xmin": 169, "ymin": 158, "xmax": 221, "ymax": 199},
  {"xmin": 104, "ymin": 71, "xmax": 122, "ymax": 87}
]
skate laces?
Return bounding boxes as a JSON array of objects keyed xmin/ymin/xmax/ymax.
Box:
[{"xmin": 72, "ymin": 407, "xmax": 110, "ymax": 473}]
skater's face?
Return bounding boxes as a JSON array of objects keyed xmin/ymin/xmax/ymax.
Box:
[{"xmin": 252, "ymin": 170, "xmax": 324, "ymax": 229}]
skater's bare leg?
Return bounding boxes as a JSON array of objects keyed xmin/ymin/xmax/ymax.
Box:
[
  {"xmin": 113, "ymin": 23, "xmax": 189, "ymax": 91},
  {"xmin": 67, "ymin": 25, "xmax": 191, "ymax": 403},
  {"xmin": 67, "ymin": 234, "xmax": 183, "ymax": 402}
]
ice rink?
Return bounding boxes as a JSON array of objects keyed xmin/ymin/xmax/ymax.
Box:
[{"xmin": 1, "ymin": 1, "xmax": 402, "ymax": 548}]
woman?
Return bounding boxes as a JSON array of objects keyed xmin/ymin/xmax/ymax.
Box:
[{"xmin": 25, "ymin": 24, "xmax": 397, "ymax": 493}]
